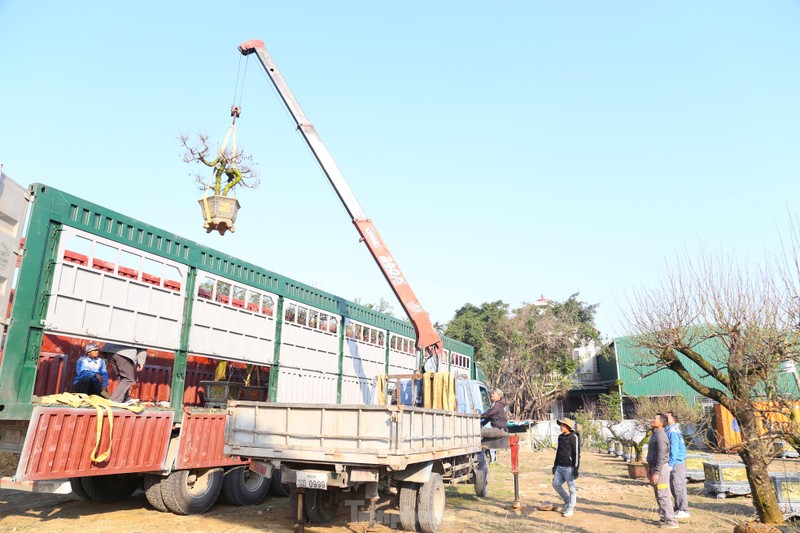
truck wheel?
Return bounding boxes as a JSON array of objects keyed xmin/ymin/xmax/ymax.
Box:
[
  {"xmin": 79, "ymin": 474, "xmax": 139, "ymax": 503},
  {"xmin": 417, "ymin": 473, "xmax": 444, "ymax": 533},
  {"xmin": 69, "ymin": 477, "xmax": 91, "ymax": 500},
  {"xmin": 270, "ymin": 469, "xmax": 292, "ymax": 497},
  {"xmin": 221, "ymin": 465, "xmax": 271, "ymax": 506},
  {"xmin": 304, "ymin": 488, "xmax": 339, "ymax": 523},
  {"xmin": 473, "ymin": 455, "xmax": 489, "ymax": 497},
  {"xmin": 288, "ymin": 485, "xmax": 310, "ymax": 521},
  {"xmin": 161, "ymin": 468, "xmax": 223, "ymax": 515},
  {"xmin": 398, "ymin": 482, "xmax": 419, "ymax": 531},
  {"xmin": 143, "ymin": 474, "xmax": 168, "ymax": 512}
]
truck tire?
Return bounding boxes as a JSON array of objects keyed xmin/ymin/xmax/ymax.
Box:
[
  {"xmin": 417, "ymin": 473, "xmax": 444, "ymax": 533},
  {"xmin": 143, "ymin": 474, "xmax": 168, "ymax": 512},
  {"xmin": 79, "ymin": 474, "xmax": 139, "ymax": 503},
  {"xmin": 304, "ymin": 488, "xmax": 339, "ymax": 523},
  {"xmin": 288, "ymin": 485, "xmax": 310, "ymax": 521},
  {"xmin": 473, "ymin": 454, "xmax": 489, "ymax": 497},
  {"xmin": 221, "ymin": 465, "xmax": 271, "ymax": 506},
  {"xmin": 398, "ymin": 482, "xmax": 419, "ymax": 531},
  {"xmin": 69, "ymin": 477, "xmax": 91, "ymax": 500},
  {"xmin": 161, "ymin": 467, "xmax": 223, "ymax": 515},
  {"xmin": 270, "ymin": 468, "xmax": 291, "ymax": 497}
]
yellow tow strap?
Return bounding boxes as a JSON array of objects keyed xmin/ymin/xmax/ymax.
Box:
[
  {"xmin": 375, "ymin": 374, "xmax": 387, "ymax": 405},
  {"xmin": 40, "ymin": 392, "xmax": 144, "ymax": 463}
]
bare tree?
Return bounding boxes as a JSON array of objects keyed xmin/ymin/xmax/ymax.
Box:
[
  {"xmin": 622, "ymin": 239, "xmax": 800, "ymax": 524},
  {"xmin": 353, "ymin": 296, "xmax": 395, "ymax": 317},
  {"xmin": 598, "ymin": 394, "xmax": 706, "ymax": 463},
  {"xmin": 179, "ymin": 133, "xmax": 260, "ymax": 196}
]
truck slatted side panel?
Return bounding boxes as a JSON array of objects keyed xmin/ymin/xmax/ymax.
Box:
[
  {"xmin": 176, "ymin": 412, "xmax": 244, "ymax": 469},
  {"xmin": 15, "ymin": 406, "xmax": 173, "ymax": 481},
  {"xmin": 225, "ymin": 402, "xmax": 482, "ymax": 471}
]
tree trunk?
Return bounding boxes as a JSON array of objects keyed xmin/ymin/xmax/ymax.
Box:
[{"xmin": 736, "ymin": 408, "xmax": 784, "ymax": 524}]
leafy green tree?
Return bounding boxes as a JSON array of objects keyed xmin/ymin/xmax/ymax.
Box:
[{"xmin": 446, "ymin": 300, "xmax": 508, "ymax": 377}]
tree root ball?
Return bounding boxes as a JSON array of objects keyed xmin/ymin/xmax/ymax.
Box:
[{"xmin": 733, "ymin": 521, "xmax": 784, "ymax": 533}]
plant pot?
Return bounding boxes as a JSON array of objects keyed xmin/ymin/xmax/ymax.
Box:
[
  {"xmin": 198, "ymin": 195, "xmax": 241, "ymax": 235},
  {"xmin": 769, "ymin": 473, "xmax": 800, "ymax": 518},
  {"xmin": 685, "ymin": 453, "xmax": 712, "ymax": 481},
  {"xmin": 200, "ymin": 380, "xmax": 243, "ymax": 408},
  {"xmin": 773, "ymin": 440, "xmax": 800, "ymax": 459},
  {"xmin": 703, "ymin": 461, "xmax": 750, "ymax": 498},
  {"xmin": 627, "ymin": 462, "xmax": 649, "ymax": 479}
]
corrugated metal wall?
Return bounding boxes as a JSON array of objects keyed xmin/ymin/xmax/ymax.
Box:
[{"xmin": 613, "ymin": 336, "xmax": 728, "ymax": 404}]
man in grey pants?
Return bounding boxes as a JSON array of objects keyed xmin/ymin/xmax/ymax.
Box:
[
  {"xmin": 101, "ymin": 343, "xmax": 147, "ymax": 403},
  {"xmin": 647, "ymin": 413, "xmax": 678, "ymax": 529},
  {"xmin": 667, "ymin": 411, "xmax": 689, "ymax": 520}
]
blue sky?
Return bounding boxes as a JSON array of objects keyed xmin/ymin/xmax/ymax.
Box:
[{"xmin": 1, "ymin": 1, "xmax": 798, "ymax": 339}]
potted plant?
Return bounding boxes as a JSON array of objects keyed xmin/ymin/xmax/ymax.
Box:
[{"xmin": 180, "ymin": 128, "xmax": 260, "ymax": 235}]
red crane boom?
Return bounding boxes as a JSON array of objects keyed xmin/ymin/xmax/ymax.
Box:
[{"xmin": 238, "ymin": 39, "xmax": 443, "ymax": 367}]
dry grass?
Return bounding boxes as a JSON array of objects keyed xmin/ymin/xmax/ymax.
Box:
[{"xmin": 1, "ymin": 445, "xmax": 800, "ymax": 532}]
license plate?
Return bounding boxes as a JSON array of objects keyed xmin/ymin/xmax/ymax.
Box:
[{"xmin": 296, "ymin": 471, "xmax": 328, "ymax": 490}]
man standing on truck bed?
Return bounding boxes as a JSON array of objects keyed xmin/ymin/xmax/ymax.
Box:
[
  {"xmin": 100, "ymin": 343, "xmax": 147, "ymax": 404},
  {"xmin": 480, "ymin": 389, "xmax": 508, "ymax": 438}
]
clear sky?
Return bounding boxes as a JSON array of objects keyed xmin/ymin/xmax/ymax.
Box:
[{"xmin": 1, "ymin": 1, "xmax": 798, "ymax": 339}]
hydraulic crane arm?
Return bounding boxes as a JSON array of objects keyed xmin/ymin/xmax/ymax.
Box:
[{"xmin": 238, "ymin": 39, "xmax": 442, "ymax": 366}]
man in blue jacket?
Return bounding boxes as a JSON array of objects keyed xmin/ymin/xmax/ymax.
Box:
[
  {"xmin": 72, "ymin": 343, "xmax": 108, "ymax": 397},
  {"xmin": 666, "ymin": 411, "xmax": 689, "ymax": 520}
]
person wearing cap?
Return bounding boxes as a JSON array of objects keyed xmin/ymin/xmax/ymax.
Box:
[
  {"xmin": 100, "ymin": 343, "xmax": 147, "ymax": 404},
  {"xmin": 480, "ymin": 389, "xmax": 509, "ymax": 439},
  {"xmin": 552, "ymin": 417, "xmax": 580, "ymax": 517},
  {"xmin": 72, "ymin": 343, "xmax": 108, "ymax": 397}
]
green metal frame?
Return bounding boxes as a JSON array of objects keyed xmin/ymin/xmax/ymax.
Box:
[
  {"xmin": 268, "ymin": 296, "xmax": 285, "ymax": 402},
  {"xmin": 171, "ymin": 268, "xmax": 198, "ymax": 412}
]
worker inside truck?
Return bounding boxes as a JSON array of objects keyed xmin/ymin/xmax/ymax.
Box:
[{"xmin": 480, "ymin": 389, "xmax": 509, "ymax": 439}]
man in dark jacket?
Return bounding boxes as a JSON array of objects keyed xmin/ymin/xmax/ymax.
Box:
[
  {"xmin": 647, "ymin": 413, "xmax": 678, "ymax": 529},
  {"xmin": 480, "ymin": 389, "xmax": 508, "ymax": 438},
  {"xmin": 552, "ymin": 417, "xmax": 580, "ymax": 517}
]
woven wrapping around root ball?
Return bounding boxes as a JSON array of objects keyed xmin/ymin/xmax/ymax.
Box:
[{"xmin": 733, "ymin": 521, "xmax": 783, "ymax": 533}]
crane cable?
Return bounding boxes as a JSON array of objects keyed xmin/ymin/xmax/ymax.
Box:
[{"xmin": 218, "ymin": 53, "xmax": 251, "ymax": 168}]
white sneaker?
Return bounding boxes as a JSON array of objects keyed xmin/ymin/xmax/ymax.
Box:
[
  {"xmin": 562, "ymin": 507, "xmax": 574, "ymax": 517},
  {"xmin": 674, "ymin": 511, "xmax": 690, "ymax": 520}
]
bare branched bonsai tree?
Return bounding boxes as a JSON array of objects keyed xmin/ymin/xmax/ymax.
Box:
[
  {"xmin": 180, "ymin": 133, "xmax": 260, "ymax": 196},
  {"xmin": 596, "ymin": 392, "xmax": 647, "ymax": 462},
  {"xmin": 621, "ymin": 232, "xmax": 800, "ymax": 524}
]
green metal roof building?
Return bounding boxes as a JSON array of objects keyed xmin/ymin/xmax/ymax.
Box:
[{"xmin": 598, "ymin": 335, "xmax": 798, "ymax": 414}]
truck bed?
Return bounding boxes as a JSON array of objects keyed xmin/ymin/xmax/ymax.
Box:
[{"xmin": 224, "ymin": 401, "xmax": 482, "ymax": 471}]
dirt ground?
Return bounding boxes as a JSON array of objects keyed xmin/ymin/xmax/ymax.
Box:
[{"xmin": 1, "ymin": 447, "xmax": 798, "ymax": 533}]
